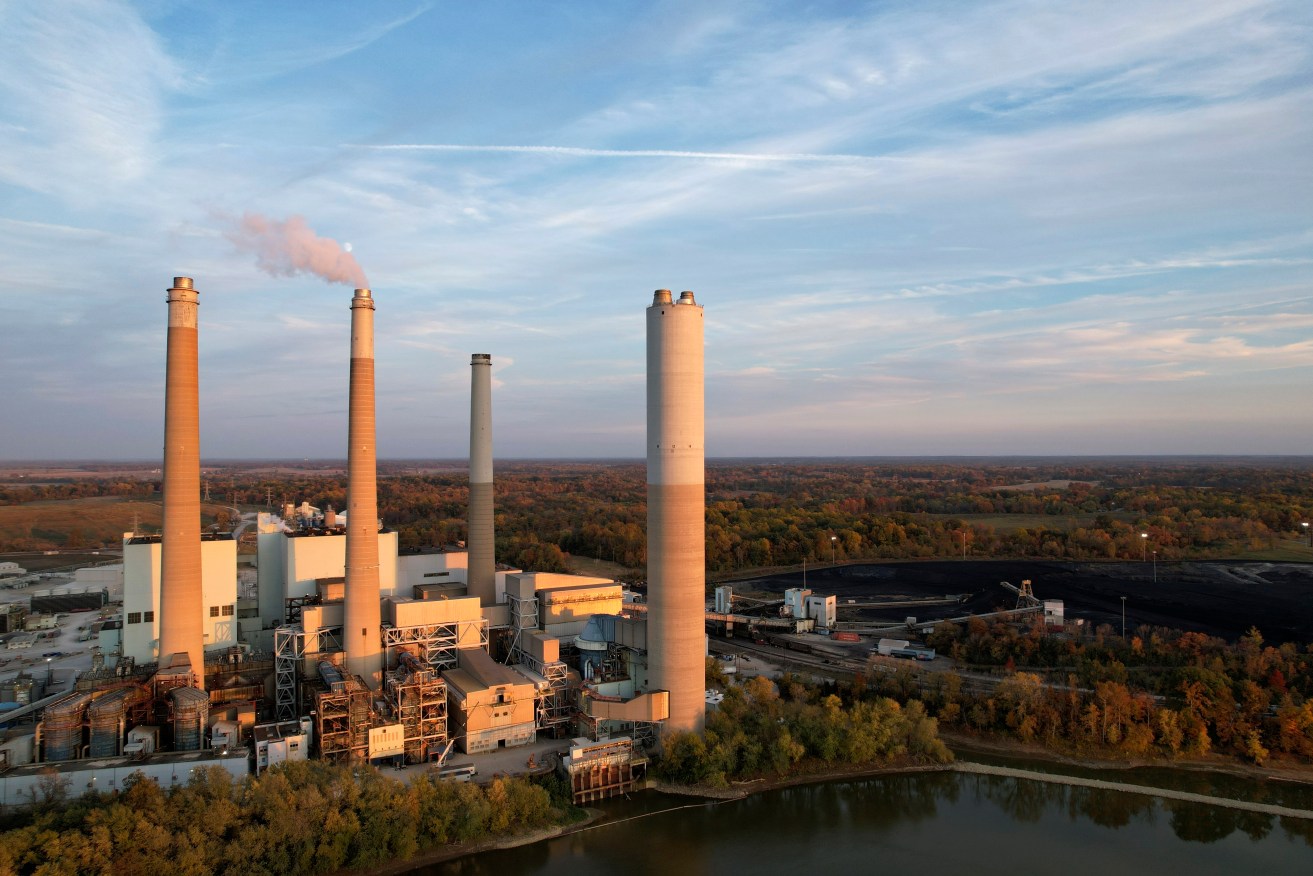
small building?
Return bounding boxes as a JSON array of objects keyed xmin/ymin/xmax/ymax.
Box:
[
  {"xmin": 443, "ymin": 649, "xmax": 536, "ymax": 754},
  {"xmin": 0, "ymin": 562, "xmax": 27, "ymax": 578},
  {"xmin": 253, "ymin": 719, "xmax": 312, "ymax": 774},
  {"xmin": 560, "ymin": 736, "xmax": 646, "ymax": 804},
  {"xmin": 23, "ymin": 614, "xmax": 57, "ymax": 632},
  {"xmin": 805, "ymin": 594, "xmax": 836, "ymax": 629}
]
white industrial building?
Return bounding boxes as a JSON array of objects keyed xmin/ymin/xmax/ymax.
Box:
[{"xmin": 120, "ymin": 533, "xmax": 239, "ymax": 664}]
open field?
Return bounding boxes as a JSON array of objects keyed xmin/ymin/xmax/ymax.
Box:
[
  {"xmin": 565, "ymin": 555, "xmax": 635, "ymax": 580},
  {"xmin": 0, "ymin": 496, "xmax": 235, "ymax": 551}
]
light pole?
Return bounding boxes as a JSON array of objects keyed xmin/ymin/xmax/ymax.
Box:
[
  {"xmin": 1120, "ymin": 596, "xmax": 1127, "ymax": 641},
  {"xmin": 1151, "ymin": 550, "xmax": 1157, "ymax": 584},
  {"xmin": 1303, "ymin": 521, "xmax": 1310, "ymax": 547},
  {"xmin": 960, "ymin": 530, "xmax": 967, "ymax": 560},
  {"xmin": 46, "ymin": 657, "xmax": 52, "ymax": 687},
  {"xmin": 830, "ymin": 535, "xmax": 837, "ymax": 565},
  {"xmin": 1140, "ymin": 532, "xmax": 1148, "ymax": 562}
]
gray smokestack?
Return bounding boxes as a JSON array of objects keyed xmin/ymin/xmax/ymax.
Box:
[{"xmin": 468, "ymin": 353, "xmax": 496, "ymax": 605}]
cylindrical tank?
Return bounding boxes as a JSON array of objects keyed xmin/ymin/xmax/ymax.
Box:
[
  {"xmin": 43, "ymin": 691, "xmax": 93, "ymax": 762},
  {"xmin": 646, "ymin": 289, "xmax": 706, "ymax": 734},
  {"xmin": 170, "ymin": 686, "xmax": 210, "ymax": 752},
  {"xmin": 87, "ymin": 687, "xmax": 137, "ymax": 758}
]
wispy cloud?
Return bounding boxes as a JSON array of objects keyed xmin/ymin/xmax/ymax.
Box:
[{"xmin": 346, "ymin": 143, "xmax": 886, "ymax": 163}]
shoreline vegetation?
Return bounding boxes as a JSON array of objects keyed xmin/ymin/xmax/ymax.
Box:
[{"xmin": 2, "ymin": 703, "xmax": 1312, "ymax": 875}]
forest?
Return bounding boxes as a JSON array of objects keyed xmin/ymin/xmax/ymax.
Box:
[
  {"xmin": 869, "ymin": 617, "xmax": 1313, "ymax": 765},
  {"xmin": 0, "ymin": 761, "xmax": 579, "ymax": 875},
  {"xmin": 2, "ymin": 459, "xmax": 1310, "ymax": 575},
  {"xmin": 658, "ymin": 663, "xmax": 951, "ymax": 787}
]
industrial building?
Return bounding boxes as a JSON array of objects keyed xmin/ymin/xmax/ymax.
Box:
[{"xmin": 0, "ymin": 281, "xmax": 709, "ymax": 808}]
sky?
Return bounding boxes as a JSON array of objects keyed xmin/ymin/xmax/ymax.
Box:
[{"xmin": 0, "ymin": 0, "xmax": 1310, "ymax": 460}]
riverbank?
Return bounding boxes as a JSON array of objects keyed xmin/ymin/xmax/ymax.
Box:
[
  {"xmin": 940, "ymin": 729, "xmax": 1313, "ymax": 786},
  {"xmin": 337, "ymin": 811, "xmax": 599, "ymax": 876},
  {"xmin": 372, "ymin": 734, "xmax": 1313, "ymax": 873}
]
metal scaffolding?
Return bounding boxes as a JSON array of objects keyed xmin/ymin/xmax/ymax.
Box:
[
  {"xmin": 274, "ymin": 623, "xmax": 343, "ymax": 721},
  {"xmin": 506, "ymin": 587, "xmax": 538, "ymax": 664},
  {"xmin": 381, "ymin": 619, "xmax": 487, "ymax": 671},
  {"xmin": 384, "ymin": 652, "xmax": 448, "ymax": 763},
  {"xmin": 315, "ymin": 661, "xmax": 371, "ymax": 763},
  {"xmin": 518, "ymin": 650, "xmax": 572, "ymax": 735}
]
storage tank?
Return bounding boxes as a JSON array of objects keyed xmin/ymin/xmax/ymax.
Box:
[
  {"xmin": 170, "ymin": 686, "xmax": 210, "ymax": 752},
  {"xmin": 87, "ymin": 687, "xmax": 144, "ymax": 758},
  {"xmin": 43, "ymin": 691, "xmax": 93, "ymax": 761}
]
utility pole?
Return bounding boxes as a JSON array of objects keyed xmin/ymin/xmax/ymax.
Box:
[{"xmin": 1121, "ymin": 596, "xmax": 1127, "ymax": 641}]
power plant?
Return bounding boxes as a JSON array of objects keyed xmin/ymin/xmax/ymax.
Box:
[{"xmin": 0, "ymin": 278, "xmax": 711, "ymax": 805}]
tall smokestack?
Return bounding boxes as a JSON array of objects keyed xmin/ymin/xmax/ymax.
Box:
[
  {"xmin": 646, "ymin": 289, "xmax": 705, "ymax": 733},
  {"xmin": 158, "ymin": 276, "xmax": 205, "ymax": 688},
  {"xmin": 344, "ymin": 288, "xmax": 382, "ymax": 688},
  {"xmin": 468, "ymin": 353, "xmax": 496, "ymax": 605}
]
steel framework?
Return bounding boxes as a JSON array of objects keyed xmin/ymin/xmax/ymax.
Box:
[
  {"xmin": 384, "ymin": 653, "xmax": 448, "ymax": 763},
  {"xmin": 274, "ymin": 623, "xmax": 343, "ymax": 721},
  {"xmin": 381, "ymin": 619, "xmax": 487, "ymax": 671}
]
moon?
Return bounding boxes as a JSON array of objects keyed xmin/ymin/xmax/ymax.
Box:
[{"xmin": 344, "ymin": 242, "xmax": 353, "ymax": 252}]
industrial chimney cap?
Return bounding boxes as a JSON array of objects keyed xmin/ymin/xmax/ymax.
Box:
[
  {"xmin": 471, "ymin": 353, "xmax": 492, "ymax": 362},
  {"xmin": 678, "ymin": 291, "xmax": 697, "ymax": 304},
  {"xmin": 652, "ymin": 289, "xmax": 673, "ymax": 305}
]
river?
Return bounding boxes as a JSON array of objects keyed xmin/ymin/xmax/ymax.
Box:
[{"xmin": 423, "ymin": 767, "xmax": 1313, "ymax": 876}]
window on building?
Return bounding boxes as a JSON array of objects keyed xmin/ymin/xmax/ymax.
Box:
[
  {"xmin": 127, "ymin": 612, "xmax": 141, "ymax": 624},
  {"xmin": 143, "ymin": 611, "xmax": 154, "ymax": 622},
  {"xmin": 209, "ymin": 606, "xmax": 220, "ymax": 617},
  {"xmin": 222, "ymin": 604, "xmax": 235, "ymax": 616}
]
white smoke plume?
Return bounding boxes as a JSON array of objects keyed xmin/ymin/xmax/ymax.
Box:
[{"xmin": 227, "ymin": 213, "xmax": 368, "ymax": 287}]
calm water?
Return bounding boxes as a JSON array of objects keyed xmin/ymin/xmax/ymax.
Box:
[{"xmin": 425, "ymin": 772, "xmax": 1313, "ymax": 876}]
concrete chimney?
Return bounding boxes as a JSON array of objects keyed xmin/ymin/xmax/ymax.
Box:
[
  {"xmin": 646, "ymin": 289, "xmax": 705, "ymax": 733},
  {"xmin": 468, "ymin": 353, "xmax": 496, "ymax": 605},
  {"xmin": 344, "ymin": 288, "xmax": 382, "ymax": 688},
  {"xmin": 158, "ymin": 276, "xmax": 205, "ymax": 688}
]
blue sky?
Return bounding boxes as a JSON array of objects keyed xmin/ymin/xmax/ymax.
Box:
[{"xmin": 1, "ymin": 0, "xmax": 1310, "ymax": 459}]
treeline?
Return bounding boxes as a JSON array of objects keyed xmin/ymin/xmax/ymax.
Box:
[
  {"xmin": 874, "ymin": 620, "xmax": 1313, "ymax": 765},
  {"xmin": 5, "ymin": 460, "xmax": 1312, "ymax": 572},
  {"xmin": 0, "ymin": 761, "xmax": 578, "ymax": 875},
  {"xmin": 658, "ymin": 667, "xmax": 951, "ymax": 787}
]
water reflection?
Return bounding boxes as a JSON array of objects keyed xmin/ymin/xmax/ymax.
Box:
[{"xmin": 424, "ymin": 773, "xmax": 1313, "ymax": 876}]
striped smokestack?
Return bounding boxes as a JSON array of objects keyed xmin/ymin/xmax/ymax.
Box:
[
  {"xmin": 344, "ymin": 288, "xmax": 382, "ymax": 688},
  {"xmin": 158, "ymin": 276, "xmax": 205, "ymax": 687},
  {"xmin": 468, "ymin": 353, "xmax": 495, "ymax": 605},
  {"xmin": 646, "ymin": 289, "xmax": 705, "ymax": 733}
]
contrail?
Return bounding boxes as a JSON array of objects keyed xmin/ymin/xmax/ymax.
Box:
[{"xmin": 344, "ymin": 143, "xmax": 882, "ymax": 163}]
